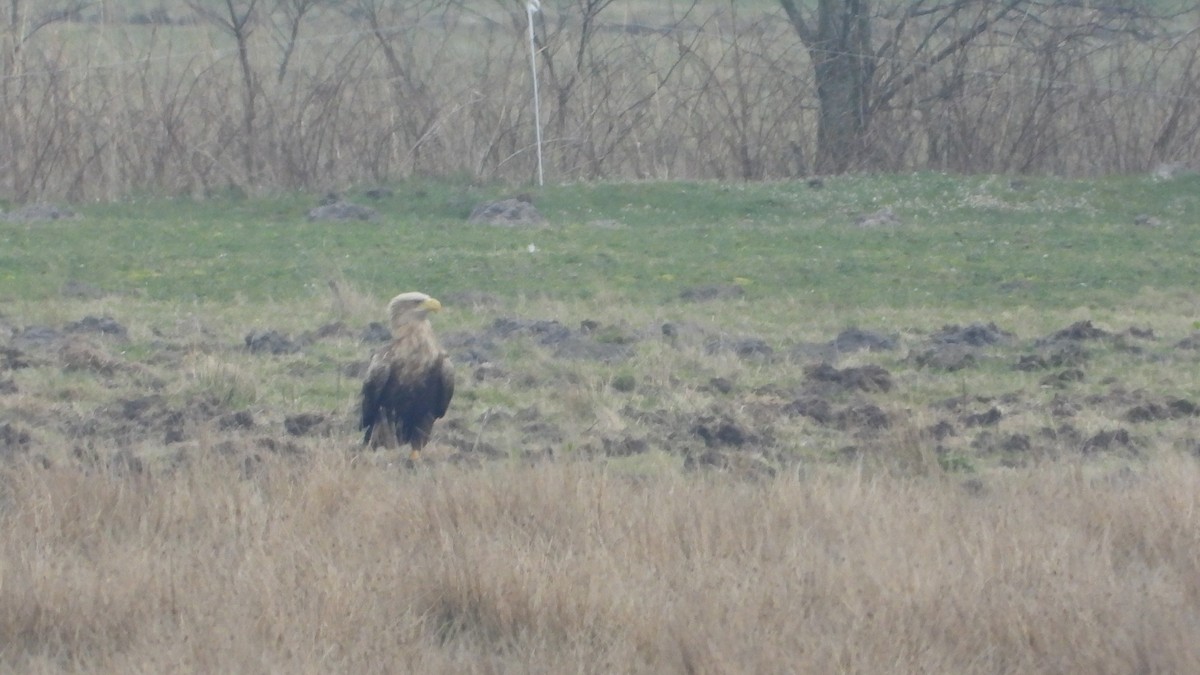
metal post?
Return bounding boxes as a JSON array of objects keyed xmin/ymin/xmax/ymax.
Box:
[{"xmin": 527, "ymin": 1, "xmax": 544, "ymax": 187}]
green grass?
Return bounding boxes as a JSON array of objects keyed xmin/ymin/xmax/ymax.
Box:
[{"xmin": 2, "ymin": 174, "xmax": 1198, "ymax": 311}]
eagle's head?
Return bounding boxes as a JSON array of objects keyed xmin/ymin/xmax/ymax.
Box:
[{"xmin": 387, "ymin": 291, "xmax": 443, "ymax": 328}]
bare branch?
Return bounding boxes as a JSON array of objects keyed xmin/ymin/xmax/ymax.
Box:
[
  {"xmin": 269, "ymin": 0, "xmax": 325, "ymax": 82},
  {"xmin": 873, "ymin": 0, "xmax": 1030, "ymax": 112},
  {"xmin": 779, "ymin": 0, "xmax": 814, "ymax": 44}
]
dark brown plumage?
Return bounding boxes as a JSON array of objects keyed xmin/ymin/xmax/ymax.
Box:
[{"xmin": 360, "ymin": 292, "xmax": 455, "ymax": 461}]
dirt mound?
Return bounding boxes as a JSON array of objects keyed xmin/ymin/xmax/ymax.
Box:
[
  {"xmin": 691, "ymin": 414, "xmax": 753, "ymax": 447},
  {"xmin": 360, "ymin": 322, "xmax": 391, "ymax": 343},
  {"xmin": 1040, "ymin": 320, "xmax": 1111, "ymax": 344},
  {"xmin": 307, "ymin": 201, "xmax": 377, "ymax": 221},
  {"xmin": 80, "ymin": 395, "xmax": 189, "ymax": 446},
  {"xmin": 1014, "ymin": 342, "xmax": 1090, "ymax": 370},
  {"xmin": 486, "ymin": 317, "xmax": 572, "ymax": 344},
  {"xmin": 1175, "ymin": 332, "xmax": 1200, "ymax": 350},
  {"xmin": 912, "ymin": 344, "xmax": 979, "ymax": 371},
  {"xmin": 854, "ymin": 207, "xmax": 901, "ymax": 228},
  {"xmin": 906, "ymin": 323, "xmax": 1016, "ymax": 372},
  {"xmin": 790, "ymin": 327, "xmax": 898, "ymax": 363},
  {"xmin": 11, "ymin": 326, "xmax": 62, "ymax": 350},
  {"xmin": 962, "ymin": 407, "xmax": 1003, "ymax": 427},
  {"xmin": 3, "ymin": 203, "xmax": 76, "ymax": 222},
  {"xmin": 834, "ymin": 404, "xmax": 890, "ymax": 432},
  {"xmin": 300, "ymin": 322, "xmax": 349, "ymax": 343},
  {"xmin": 598, "ymin": 435, "xmax": 649, "ymax": 457},
  {"xmin": 1082, "ymin": 428, "xmax": 1134, "ymax": 454},
  {"xmin": 659, "ymin": 321, "xmax": 776, "ymax": 361},
  {"xmin": 10, "ymin": 317, "xmax": 128, "ymax": 352},
  {"xmin": 245, "ymin": 330, "xmax": 300, "ymax": 355},
  {"xmin": 468, "ymin": 198, "xmax": 544, "ymax": 226},
  {"xmin": 0, "ymin": 422, "xmax": 31, "ymax": 458},
  {"xmin": 783, "ymin": 395, "xmax": 834, "ymax": 425},
  {"xmin": 65, "ymin": 316, "xmax": 128, "ymax": 340},
  {"xmin": 220, "ymin": 411, "xmax": 256, "ymax": 430},
  {"xmin": 679, "ymin": 284, "xmax": 745, "ymax": 302},
  {"xmin": 284, "ymin": 413, "xmax": 328, "ymax": 436},
  {"xmin": 60, "ymin": 338, "xmax": 124, "ymax": 375},
  {"xmin": 660, "ymin": 322, "xmax": 701, "ymax": 342},
  {"xmin": 830, "ymin": 328, "xmax": 898, "ymax": 353},
  {"xmin": 1039, "ymin": 369, "xmax": 1086, "ymax": 388},
  {"xmin": 1124, "ymin": 398, "xmax": 1198, "ymax": 423},
  {"xmin": 804, "ymin": 363, "xmax": 893, "ymax": 393},
  {"xmin": 705, "ymin": 335, "xmax": 773, "ymax": 359},
  {"xmin": 931, "ymin": 322, "xmax": 1014, "ymax": 346},
  {"xmin": 781, "ymin": 394, "xmax": 890, "ymax": 433},
  {"xmin": 1, "ymin": 346, "xmax": 33, "ymax": 369}
]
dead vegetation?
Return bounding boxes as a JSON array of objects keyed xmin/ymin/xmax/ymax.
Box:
[
  {"xmin": 2, "ymin": 2, "xmax": 1199, "ymax": 200},
  {"xmin": 1, "ymin": 453, "xmax": 1199, "ymax": 672}
]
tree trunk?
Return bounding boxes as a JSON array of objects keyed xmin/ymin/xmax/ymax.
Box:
[
  {"xmin": 782, "ymin": 0, "xmax": 873, "ymax": 174},
  {"xmin": 783, "ymin": 0, "xmax": 1040, "ymax": 174},
  {"xmin": 810, "ymin": 46, "xmax": 870, "ymax": 173}
]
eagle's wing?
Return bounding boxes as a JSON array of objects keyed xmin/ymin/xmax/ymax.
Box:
[
  {"xmin": 360, "ymin": 350, "xmax": 392, "ymax": 442},
  {"xmin": 434, "ymin": 353, "xmax": 455, "ymax": 419}
]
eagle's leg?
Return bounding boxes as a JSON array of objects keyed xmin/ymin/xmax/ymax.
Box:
[{"xmin": 409, "ymin": 427, "xmax": 432, "ymax": 463}]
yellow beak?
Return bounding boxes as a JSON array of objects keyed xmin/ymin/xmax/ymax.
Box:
[{"xmin": 422, "ymin": 297, "xmax": 443, "ymax": 312}]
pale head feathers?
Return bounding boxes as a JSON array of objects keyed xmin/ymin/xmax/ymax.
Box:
[{"xmin": 387, "ymin": 292, "xmax": 443, "ymax": 329}]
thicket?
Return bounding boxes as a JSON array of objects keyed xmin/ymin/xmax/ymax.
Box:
[{"xmin": 2, "ymin": 1, "xmax": 1197, "ymax": 201}]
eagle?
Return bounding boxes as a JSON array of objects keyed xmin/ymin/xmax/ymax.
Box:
[{"xmin": 360, "ymin": 292, "xmax": 455, "ymax": 461}]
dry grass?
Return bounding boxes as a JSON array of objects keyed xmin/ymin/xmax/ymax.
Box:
[{"xmin": 2, "ymin": 451, "xmax": 1198, "ymax": 673}]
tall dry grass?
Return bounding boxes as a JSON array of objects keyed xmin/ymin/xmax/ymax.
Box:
[
  {"xmin": 2, "ymin": 3, "xmax": 1199, "ymax": 200},
  {"xmin": 1, "ymin": 450, "xmax": 1198, "ymax": 673}
]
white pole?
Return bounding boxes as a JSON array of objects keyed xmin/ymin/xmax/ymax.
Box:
[{"xmin": 527, "ymin": 0, "xmax": 544, "ymax": 187}]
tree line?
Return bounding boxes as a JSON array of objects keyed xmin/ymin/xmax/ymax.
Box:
[{"xmin": 1, "ymin": 0, "xmax": 1196, "ymax": 201}]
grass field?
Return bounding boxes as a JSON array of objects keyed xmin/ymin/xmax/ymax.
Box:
[
  {"xmin": 5, "ymin": 174, "xmax": 1199, "ymax": 307},
  {"xmin": 2, "ymin": 174, "xmax": 1200, "ymax": 671}
]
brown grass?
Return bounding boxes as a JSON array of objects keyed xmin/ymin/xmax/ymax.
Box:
[{"xmin": 2, "ymin": 451, "xmax": 1198, "ymax": 673}]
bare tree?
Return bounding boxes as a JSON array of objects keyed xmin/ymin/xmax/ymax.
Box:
[
  {"xmin": 2, "ymin": 0, "xmax": 90, "ymax": 72},
  {"xmin": 270, "ymin": 0, "xmax": 326, "ymax": 83},
  {"xmin": 779, "ymin": 0, "xmax": 1031, "ymax": 173},
  {"xmin": 345, "ymin": 0, "xmax": 451, "ymax": 176},
  {"xmin": 187, "ymin": 0, "xmax": 262, "ymax": 186},
  {"xmin": 507, "ymin": 0, "xmax": 700, "ymax": 179},
  {"xmin": 0, "ymin": 1, "xmax": 91, "ymax": 199},
  {"xmin": 1, "ymin": 1, "xmax": 1198, "ymax": 199}
]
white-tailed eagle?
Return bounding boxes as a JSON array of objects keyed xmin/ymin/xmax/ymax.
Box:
[{"xmin": 360, "ymin": 292, "xmax": 455, "ymax": 461}]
